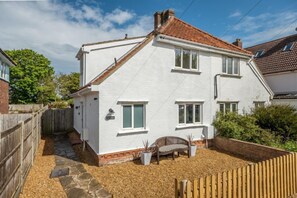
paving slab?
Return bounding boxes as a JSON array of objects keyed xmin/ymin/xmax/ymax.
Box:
[{"xmin": 51, "ymin": 134, "xmax": 112, "ymax": 198}]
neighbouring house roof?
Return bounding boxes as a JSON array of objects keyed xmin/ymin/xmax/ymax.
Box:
[
  {"xmin": 0, "ymin": 48, "xmax": 16, "ymax": 66},
  {"xmin": 246, "ymin": 34, "xmax": 297, "ymax": 75},
  {"xmin": 76, "ymin": 14, "xmax": 252, "ymax": 93},
  {"xmin": 274, "ymin": 92, "xmax": 297, "ymax": 99},
  {"xmin": 157, "ymin": 17, "xmax": 252, "ymax": 55}
]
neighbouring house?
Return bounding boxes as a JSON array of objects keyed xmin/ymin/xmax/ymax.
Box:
[
  {"xmin": 0, "ymin": 49, "xmax": 15, "ymax": 114},
  {"xmin": 246, "ymin": 34, "xmax": 297, "ymax": 108},
  {"xmin": 72, "ymin": 9, "xmax": 273, "ymax": 165}
]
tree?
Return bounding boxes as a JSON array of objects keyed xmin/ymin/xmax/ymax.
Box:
[
  {"xmin": 55, "ymin": 72, "xmax": 80, "ymax": 100},
  {"xmin": 5, "ymin": 49, "xmax": 56, "ymax": 104}
]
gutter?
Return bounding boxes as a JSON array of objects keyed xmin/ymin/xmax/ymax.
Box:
[
  {"xmin": 70, "ymin": 86, "xmax": 92, "ymax": 97},
  {"xmin": 156, "ymin": 34, "xmax": 252, "ymax": 59}
]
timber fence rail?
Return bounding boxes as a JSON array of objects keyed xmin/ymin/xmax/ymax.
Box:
[
  {"xmin": 175, "ymin": 153, "xmax": 297, "ymax": 198},
  {"xmin": 0, "ymin": 107, "xmax": 46, "ymax": 198}
]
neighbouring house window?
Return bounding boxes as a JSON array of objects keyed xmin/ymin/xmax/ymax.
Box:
[
  {"xmin": 282, "ymin": 42, "xmax": 294, "ymax": 52},
  {"xmin": 254, "ymin": 102, "xmax": 265, "ymax": 108},
  {"xmin": 178, "ymin": 103, "xmax": 202, "ymax": 125},
  {"xmin": 219, "ymin": 102, "xmax": 238, "ymax": 114},
  {"xmin": 175, "ymin": 48, "xmax": 199, "ymax": 70},
  {"xmin": 0, "ymin": 62, "xmax": 9, "ymax": 81},
  {"xmin": 123, "ymin": 104, "xmax": 145, "ymax": 129},
  {"xmin": 254, "ymin": 49, "xmax": 265, "ymax": 58},
  {"xmin": 222, "ymin": 56, "xmax": 240, "ymax": 75}
]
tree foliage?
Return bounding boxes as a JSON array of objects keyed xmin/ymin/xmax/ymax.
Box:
[
  {"xmin": 5, "ymin": 49, "xmax": 56, "ymax": 104},
  {"xmin": 55, "ymin": 72, "xmax": 80, "ymax": 100}
]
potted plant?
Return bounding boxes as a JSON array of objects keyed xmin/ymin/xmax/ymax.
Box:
[
  {"xmin": 140, "ymin": 140, "xmax": 152, "ymax": 165},
  {"xmin": 187, "ymin": 134, "xmax": 197, "ymax": 157}
]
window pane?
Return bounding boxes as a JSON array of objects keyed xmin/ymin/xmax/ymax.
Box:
[
  {"xmin": 233, "ymin": 58, "xmax": 239, "ymax": 74},
  {"xmin": 195, "ymin": 105, "xmax": 200, "ymax": 122},
  {"xmin": 175, "ymin": 48, "xmax": 181, "ymax": 67},
  {"xmin": 222, "ymin": 57, "xmax": 226, "ymax": 73},
  {"xmin": 183, "ymin": 49, "xmax": 190, "ymax": 69},
  {"xmin": 186, "ymin": 104, "xmax": 193, "ymax": 123},
  {"xmin": 123, "ymin": 106, "xmax": 132, "ymax": 128},
  {"xmin": 5, "ymin": 65, "xmax": 9, "ymax": 81},
  {"xmin": 178, "ymin": 105, "xmax": 185, "ymax": 124},
  {"xmin": 231, "ymin": 103, "xmax": 237, "ymax": 112},
  {"xmin": 191, "ymin": 51, "xmax": 198, "ymax": 69},
  {"xmin": 227, "ymin": 58, "xmax": 232, "ymax": 74},
  {"xmin": 0, "ymin": 63, "xmax": 2, "ymax": 78},
  {"xmin": 219, "ymin": 104, "xmax": 224, "ymax": 113},
  {"xmin": 134, "ymin": 104, "xmax": 144, "ymax": 128},
  {"xmin": 225, "ymin": 103, "xmax": 231, "ymax": 113}
]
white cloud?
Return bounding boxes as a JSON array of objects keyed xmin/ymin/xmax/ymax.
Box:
[
  {"xmin": 0, "ymin": 1, "xmax": 152, "ymax": 73},
  {"xmin": 229, "ymin": 10, "xmax": 241, "ymax": 18},
  {"xmin": 223, "ymin": 11, "xmax": 297, "ymax": 47}
]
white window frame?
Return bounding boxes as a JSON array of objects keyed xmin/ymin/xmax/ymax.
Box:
[
  {"xmin": 219, "ymin": 102, "xmax": 238, "ymax": 114},
  {"xmin": 178, "ymin": 103, "xmax": 203, "ymax": 126},
  {"xmin": 222, "ymin": 56, "xmax": 240, "ymax": 75},
  {"xmin": 254, "ymin": 101, "xmax": 265, "ymax": 108},
  {"xmin": 175, "ymin": 48, "xmax": 199, "ymax": 71},
  {"xmin": 122, "ymin": 103, "xmax": 146, "ymax": 130}
]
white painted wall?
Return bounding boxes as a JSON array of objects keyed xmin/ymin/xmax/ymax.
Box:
[
  {"xmin": 265, "ymin": 72, "xmax": 297, "ymax": 94},
  {"xmin": 73, "ymin": 92, "xmax": 100, "ymax": 153},
  {"xmin": 87, "ymin": 38, "xmax": 271, "ymax": 155},
  {"xmin": 272, "ymin": 99, "xmax": 297, "ymax": 109},
  {"xmin": 78, "ymin": 37, "xmax": 145, "ymax": 86}
]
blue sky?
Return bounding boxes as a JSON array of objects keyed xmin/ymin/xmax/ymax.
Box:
[{"xmin": 1, "ymin": 0, "xmax": 297, "ymax": 74}]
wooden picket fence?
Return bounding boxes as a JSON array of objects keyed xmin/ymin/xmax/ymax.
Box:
[
  {"xmin": 0, "ymin": 107, "xmax": 46, "ymax": 198},
  {"xmin": 175, "ymin": 153, "xmax": 297, "ymax": 198}
]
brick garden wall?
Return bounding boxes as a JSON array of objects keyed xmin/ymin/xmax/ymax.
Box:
[
  {"xmin": 0, "ymin": 79, "xmax": 9, "ymax": 114},
  {"xmin": 214, "ymin": 136, "xmax": 290, "ymax": 162}
]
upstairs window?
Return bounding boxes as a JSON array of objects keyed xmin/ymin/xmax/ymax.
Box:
[
  {"xmin": 254, "ymin": 49, "xmax": 265, "ymax": 58},
  {"xmin": 222, "ymin": 56, "xmax": 240, "ymax": 75},
  {"xmin": 219, "ymin": 102, "xmax": 238, "ymax": 114},
  {"xmin": 282, "ymin": 42, "xmax": 294, "ymax": 52},
  {"xmin": 175, "ymin": 48, "xmax": 199, "ymax": 71}
]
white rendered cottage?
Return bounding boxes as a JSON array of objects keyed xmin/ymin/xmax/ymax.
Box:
[{"xmin": 72, "ymin": 10, "xmax": 273, "ymax": 165}]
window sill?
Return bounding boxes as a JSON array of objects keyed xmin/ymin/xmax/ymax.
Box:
[
  {"xmin": 220, "ymin": 74, "xmax": 242, "ymax": 79},
  {"xmin": 171, "ymin": 68, "xmax": 201, "ymax": 75},
  {"xmin": 117, "ymin": 128, "xmax": 149, "ymax": 136},
  {"xmin": 175, "ymin": 124, "xmax": 206, "ymax": 130}
]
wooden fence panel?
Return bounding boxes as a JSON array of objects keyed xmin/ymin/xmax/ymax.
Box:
[
  {"xmin": 42, "ymin": 108, "xmax": 73, "ymax": 134},
  {"xmin": 176, "ymin": 153, "xmax": 297, "ymax": 198},
  {"xmin": 0, "ymin": 107, "xmax": 45, "ymax": 198}
]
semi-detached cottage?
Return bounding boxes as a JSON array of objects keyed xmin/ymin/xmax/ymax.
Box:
[{"xmin": 72, "ymin": 10, "xmax": 273, "ymax": 165}]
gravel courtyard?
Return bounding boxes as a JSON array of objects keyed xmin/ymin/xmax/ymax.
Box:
[{"xmin": 71, "ymin": 132, "xmax": 254, "ymax": 198}]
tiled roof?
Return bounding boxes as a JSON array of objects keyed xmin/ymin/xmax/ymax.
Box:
[
  {"xmin": 158, "ymin": 17, "xmax": 252, "ymax": 55},
  {"xmin": 76, "ymin": 16, "xmax": 252, "ymax": 92},
  {"xmin": 246, "ymin": 34, "xmax": 297, "ymax": 75}
]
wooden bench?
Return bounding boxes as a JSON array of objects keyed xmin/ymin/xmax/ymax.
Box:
[{"xmin": 155, "ymin": 136, "xmax": 190, "ymax": 164}]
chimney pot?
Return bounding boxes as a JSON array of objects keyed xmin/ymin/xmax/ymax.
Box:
[
  {"xmin": 233, "ymin": 38, "xmax": 242, "ymax": 48},
  {"xmin": 154, "ymin": 12, "xmax": 161, "ymax": 30},
  {"xmin": 154, "ymin": 9, "xmax": 175, "ymax": 30}
]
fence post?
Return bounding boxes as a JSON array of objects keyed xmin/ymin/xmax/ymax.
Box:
[
  {"xmin": 19, "ymin": 121, "xmax": 24, "ymax": 190},
  {"xmin": 31, "ymin": 114, "xmax": 35, "ymax": 165}
]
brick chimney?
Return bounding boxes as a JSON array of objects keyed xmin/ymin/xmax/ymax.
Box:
[
  {"xmin": 154, "ymin": 9, "xmax": 175, "ymax": 30},
  {"xmin": 233, "ymin": 38, "xmax": 242, "ymax": 48}
]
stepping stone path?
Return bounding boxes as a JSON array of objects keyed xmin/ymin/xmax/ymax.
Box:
[{"xmin": 52, "ymin": 134, "xmax": 112, "ymax": 198}]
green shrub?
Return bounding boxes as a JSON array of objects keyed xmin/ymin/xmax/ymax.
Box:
[
  {"xmin": 281, "ymin": 141, "xmax": 297, "ymax": 152},
  {"xmin": 49, "ymin": 101, "xmax": 69, "ymax": 109},
  {"xmin": 252, "ymin": 105, "xmax": 297, "ymax": 141},
  {"xmin": 212, "ymin": 112, "xmax": 282, "ymax": 146}
]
